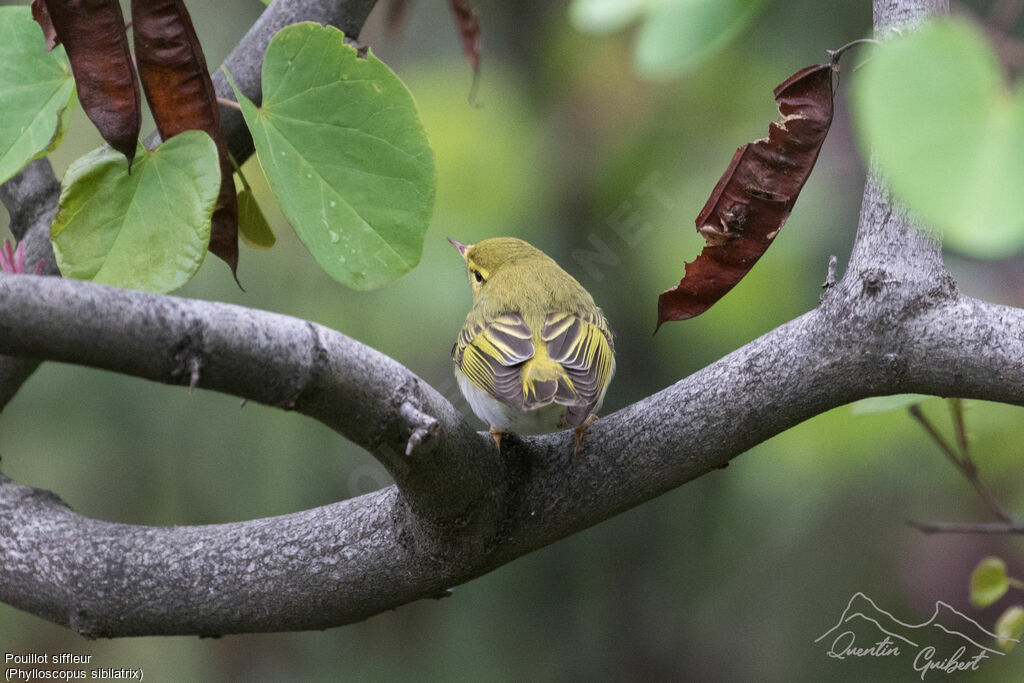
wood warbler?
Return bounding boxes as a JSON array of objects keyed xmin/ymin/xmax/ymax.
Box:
[{"xmin": 449, "ymin": 237, "xmax": 615, "ymax": 454}]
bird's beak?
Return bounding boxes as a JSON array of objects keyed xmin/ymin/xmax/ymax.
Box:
[{"xmin": 447, "ymin": 237, "xmax": 469, "ymax": 260}]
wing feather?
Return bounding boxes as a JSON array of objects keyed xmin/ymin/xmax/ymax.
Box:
[
  {"xmin": 454, "ymin": 313, "xmax": 534, "ymax": 409},
  {"xmin": 542, "ymin": 311, "xmax": 615, "ymax": 426},
  {"xmin": 454, "ymin": 310, "xmax": 614, "ymax": 427}
]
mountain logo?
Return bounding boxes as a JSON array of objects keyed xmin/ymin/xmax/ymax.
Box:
[{"xmin": 815, "ymin": 592, "xmax": 1018, "ymax": 678}]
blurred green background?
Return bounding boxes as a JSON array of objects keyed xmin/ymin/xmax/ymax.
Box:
[{"xmin": 3, "ymin": 0, "xmax": 1024, "ymax": 680}]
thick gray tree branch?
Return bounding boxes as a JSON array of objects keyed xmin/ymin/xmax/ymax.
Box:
[
  {"xmin": 0, "ymin": 159, "xmax": 60, "ymax": 409},
  {"xmin": 4, "ymin": 232, "xmax": 1023, "ymax": 636},
  {"xmin": 3, "ymin": 0, "xmax": 1001, "ymax": 639},
  {"xmin": 874, "ymin": 0, "xmax": 949, "ymax": 34},
  {"xmin": 0, "ymin": 274, "xmax": 498, "ymax": 528}
]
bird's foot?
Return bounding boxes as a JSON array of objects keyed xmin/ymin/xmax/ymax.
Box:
[
  {"xmin": 489, "ymin": 426, "xmax": 504, "ymax": 453},
  {"xmin": 573, "ymin": 414, "xmax": 597, "ymax": 461}
]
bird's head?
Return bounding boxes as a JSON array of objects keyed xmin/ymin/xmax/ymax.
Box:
[{"xmin": 447, "ymin": 237, "xmax": 550, "ymax": 299}]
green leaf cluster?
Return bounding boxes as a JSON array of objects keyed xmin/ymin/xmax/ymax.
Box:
[{"xmin": 4, "ymin": 13, "xmax": 434, "ymax": 293}]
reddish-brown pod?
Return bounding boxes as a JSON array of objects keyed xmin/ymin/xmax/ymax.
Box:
[
  {"xmin": 450, "ymin": 0, "xmax": 481, "ymax": 72},
  {"xmin": 30, "ymin": 0, "xmax": 59, "ymax": 51},
  {"xmin": 132, "ymin": 0, "xmax": 239, "ymax": 278},
  {"xmin": 39, "ymin": 0, "xmax": 142, "ymax": 165},
  {"xmin": 656, "ymin": 61, "xmax": 837, "ymax": 330}
]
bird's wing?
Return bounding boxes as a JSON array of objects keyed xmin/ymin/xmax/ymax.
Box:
[
  {"xmin": 453, "ymin": 312, "xmax": 534, "ymax": 410},
  {"xmin": 454, "ymin": 310, "xmax": 614, "ymax": 424},
  {"xmin": 541, "ymin": 311, "xmax": 615, "ymax": 426}
]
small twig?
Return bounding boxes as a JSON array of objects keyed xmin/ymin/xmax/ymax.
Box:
[
  {"xmin": 217, "ymin": 97, "xmax": 242, "ymax": 112},
  {"xmin": 948, "ymin": 398, "xmax": 1014, "ymax": 522},
  {"xmin": 906, "ymin": 520, "xmax": 1024, "ymax": 535},
  {"xmin": 825, "ymin": 37, "xmax": 882, "ymax": 78},
  {"xmin": 188, "ymin": 356, "xmax": 202, "ymax": 394},
  {"xmin": 909, "ymin": 402, "xmax": 1017, "ymax": 525},
  {"xmin": 827, "ymin": 38, "xmax": 879, "ymax": 64},
  {"xmin": 908, "ymin": 404, "xmax": 962, "ymax": 467},
  {"xmin": 949, "ymin": 398, "xmax": 970, "ymax": 462},
  {"xmin": 399, "ymin": 401, "xmax": 439, "ymax": 456},
  {"xmin": 822, "ymin": 254, "xmax": 838, "ymax": 289}
]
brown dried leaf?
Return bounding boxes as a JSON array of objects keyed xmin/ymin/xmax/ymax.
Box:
[
  {"xmin": 450, "ymin": 0, "xmax": 482, "ymax": 104},
  {"xmin": 132, "ymin": 0, "xmax": 239, "ymax": 278},
  {"xmin": 31, "ymin": 0, "xmax": 58, "ymax": 50},
  {"xmin": 656, "ymin": 62, "xmax": 836, "ymax": 329},
  {"xmin": 450, "ymin": 0, "xmax": 481, "ymax": 71},
  {"xmin": 40, "ymin": 0, "xmax": 141, "ymax": 165}
]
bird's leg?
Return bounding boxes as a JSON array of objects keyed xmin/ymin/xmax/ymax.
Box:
[
  {"xmin": 489, "ymin": 426, "xmax": 504, "ymax": 453},
  {"xmin": 573, "ymin": 414, "xmax": 598, "ymax": 460}
]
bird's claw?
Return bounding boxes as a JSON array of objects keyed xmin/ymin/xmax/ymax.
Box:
[
  {"xmin": 489, "ymin": 426, "xmax": 504, "ymax": 453},
  {"xmin": 572, "ymin": 414, "xmax": 597, "ymax": 461}
]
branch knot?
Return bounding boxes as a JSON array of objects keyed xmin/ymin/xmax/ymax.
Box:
[
  {"xmin": 391, "ymin": 380, "xmax": 440, "ymax": 457},
  {"xmin": 170, "ymin": 316, "xmax": 206, "ymax": 391}
]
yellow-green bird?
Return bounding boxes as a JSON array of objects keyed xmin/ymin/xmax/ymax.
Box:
[{"xmin": 449, "ymin": 237, "xmax": 615, "ymax": 454}]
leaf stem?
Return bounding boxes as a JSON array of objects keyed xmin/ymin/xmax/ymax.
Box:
[
  {"xmin": 827, "ymin": 37, "xmax": 880, "ymax": 63},
  {"xmin": 217, "ymin": 97, "xmax": 242, "ymax": 112},
  {"xmin": 227, "ymin": 152, "xmax": 253, "ymax": 192}
]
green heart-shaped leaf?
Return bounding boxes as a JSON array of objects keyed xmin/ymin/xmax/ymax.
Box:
[
  {"xmin": 0, "ymin": 6, "xmax": 75, "ymax": 185},
  {"xmin": 230, "ymin": 22, "xmax": 435, "ymax": 290},
  {"xmin": 854, "ymin": 18, "xmax": 1024, "ymax": 258},
  {"xmin": 51, "ymin": 130, "xmax": 220, "ymax": 292}
]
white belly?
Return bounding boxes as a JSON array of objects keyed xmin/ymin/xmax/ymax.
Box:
[{"xmin": 456, "ymin": 370, "xmax": 569, "ymax": 434}]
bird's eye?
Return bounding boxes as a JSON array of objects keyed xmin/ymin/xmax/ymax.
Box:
[{"xmin": 472, "ymin": 269, "xmax": 484, "ymax": 283}]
